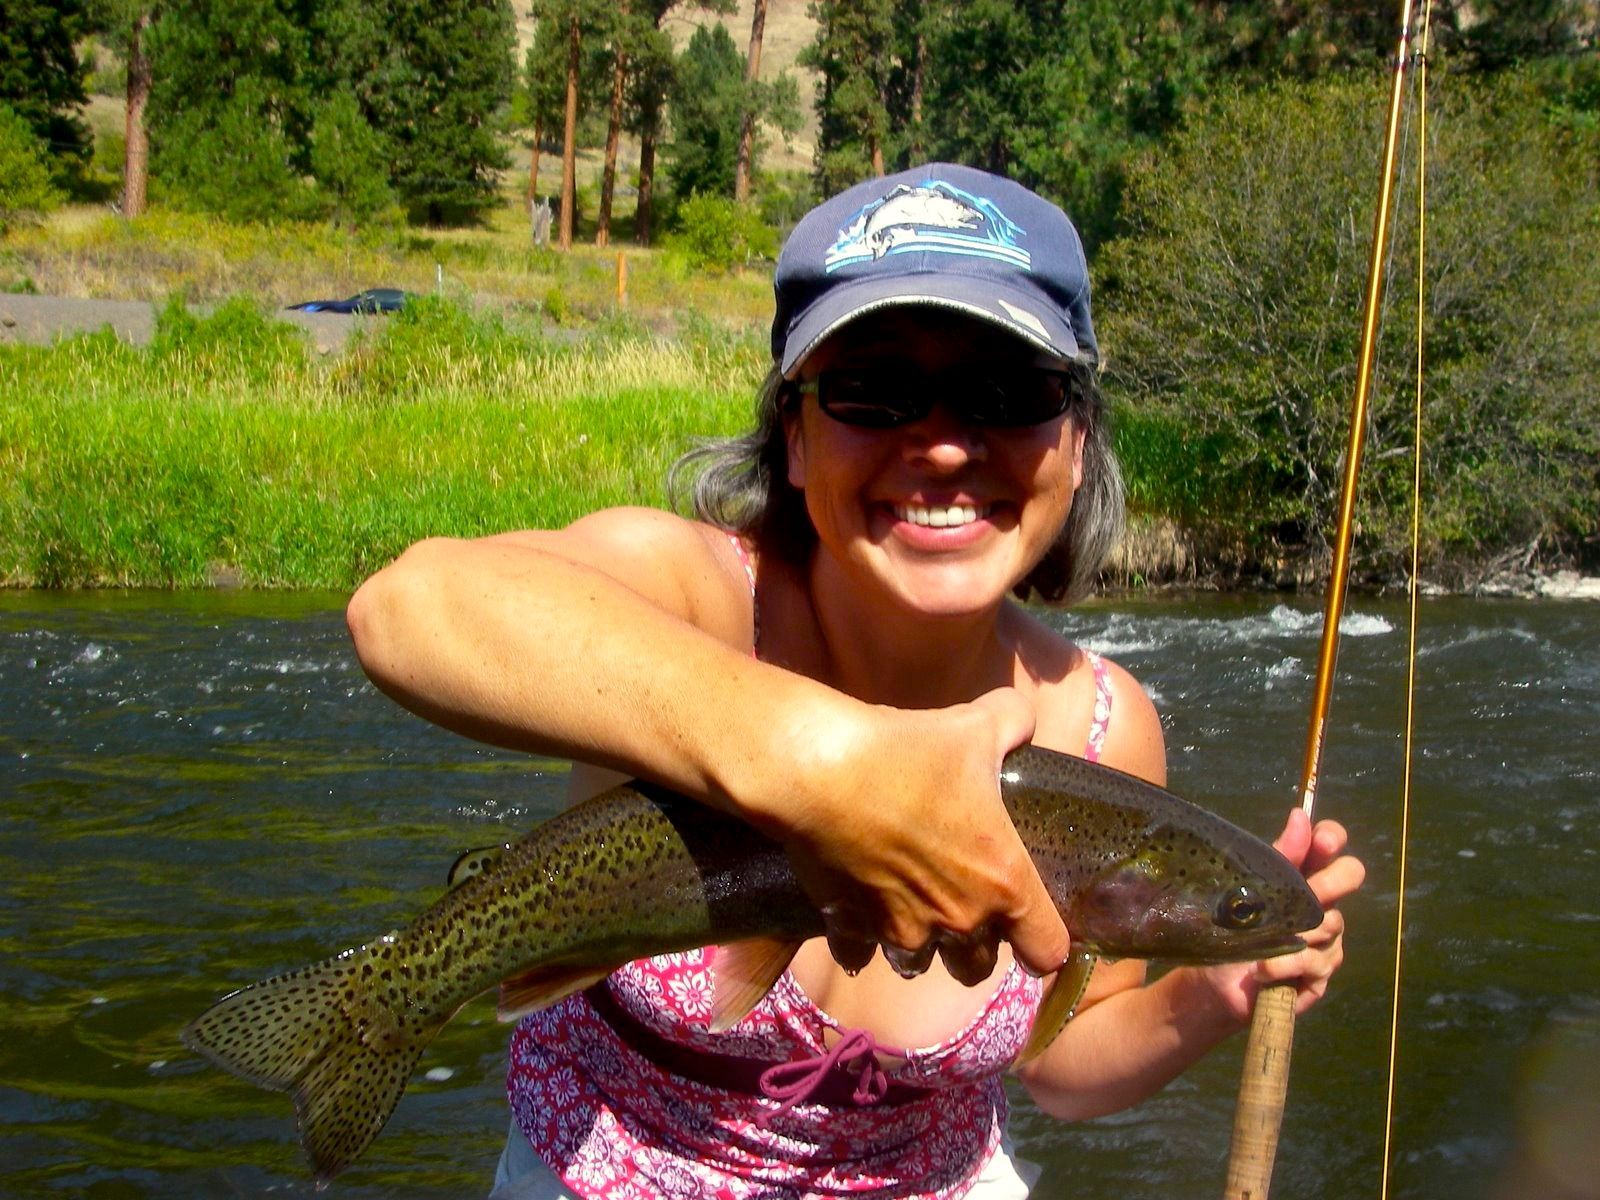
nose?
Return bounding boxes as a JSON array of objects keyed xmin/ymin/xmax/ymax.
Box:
[{"xmin": 900, "ymin": 402, "xmax": 986, "ymax": 471}]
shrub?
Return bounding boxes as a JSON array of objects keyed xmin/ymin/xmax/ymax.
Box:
[
  {"xmin": 663, "ymin": 193, "xmax": 778, "ymax": 273},
  {"xmin": 0, "ymin": 106, "xmax": 62, "ymax": 234},
  {"xmin": 1099, "ymin": 71, "xmax": 1600, "ymax": 571},
  {"xmin": 153, "ymin": 79, "xmax": 321, "ymax": 224}
]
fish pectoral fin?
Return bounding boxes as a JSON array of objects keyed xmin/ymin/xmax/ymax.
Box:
[
  {"xmin": 1014, "ymin": 950, "xmax": 1097, "ymax": 1067},
  {"xmin": 707, "ymin": 938, "xmax": 803, "ymax": 1032},
  {"xmin": 445, "ymin": 844, "xmax": 509, "ymax": 891},
  {"xmin": 497, "ymin": 965, "xmax": 613, "ymax": 1022}
]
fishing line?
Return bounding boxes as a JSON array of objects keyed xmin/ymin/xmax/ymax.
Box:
[{"xmin": 1382, "ymin": 2, "xmax": 1433, "ymax": 1196}]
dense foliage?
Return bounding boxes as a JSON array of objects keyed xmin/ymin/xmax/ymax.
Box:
[
  {"xmin": 144, "ymin": 0, "xmax": 514, "ymax": 224},
  {"xmin": 1098, "ymin": 72, "xmax": 1600, "ymax": 577},
  {"xmin": 803, "ymin": 0, "xmax": 1600, "ymax": 250},
  {"xmin": 669, "ymin": 24, "xmax": 799, "ymax": 201},
  {"xmin": 0, "ymin": 104, "xmax": 61, "ymax": 232},
  {"xmin": 0, "ymin": 0, "xmax": 92, "ymax": 163}
]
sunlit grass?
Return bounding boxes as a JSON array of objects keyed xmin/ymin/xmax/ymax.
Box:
[
  {"xmin": 0, "ymin": 296, "xmax": 765, "ymax": 588},
  {"xmin": 1, "ymin": 202, "xmax": 776, "ymax": 330}
]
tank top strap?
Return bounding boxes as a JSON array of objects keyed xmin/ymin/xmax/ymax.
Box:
[
  {"xmin": 1084, "ymin": 650, "xmax": 1113, "ymax": 763},
  {"xmin": 728, "ymin": 533, "xmax": 759, "ymax": 655}
]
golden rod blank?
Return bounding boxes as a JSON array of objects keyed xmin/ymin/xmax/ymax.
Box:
[{"xmin": 1221, "ymin": 2, "xmax": 1418, "ymax": 1197}]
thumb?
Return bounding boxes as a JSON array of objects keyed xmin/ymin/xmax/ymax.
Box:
[
  {"xmin": 1273, "ymin": 806, "xmax": 1314, "ymax": 871},
  {"xmin": 1007, "ymin": 878, "xmax": 1071, "ymax": 978},
  {"xmin": 968, "ymin": 688, "xmax": 1067, "ymax": 975},
  {"xmin": 967, "ymin": 686, "xmax": 1038, "ymax": 764}
]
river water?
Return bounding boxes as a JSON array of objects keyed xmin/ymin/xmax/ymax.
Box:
[{"xmin": 2, "ymin": 590, "xmax": 1596, "ymax": 1199}]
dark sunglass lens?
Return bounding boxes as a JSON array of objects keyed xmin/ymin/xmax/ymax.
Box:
[
  {"xmin": 819, "ymin": 371, "xmax": 923, "ymax": 427},
  {"xmin": 970, "ymin": 369, "xmax": 1071, "ymax": 426}
]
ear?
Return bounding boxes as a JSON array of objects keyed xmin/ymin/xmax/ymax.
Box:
[
  {"xmin": 1070, "ymin": 422, "xmax": 1088, "ymax": 492},
  {"xmin": 784, "ymin": 400, "xmax": 807, "ymax": 490}
]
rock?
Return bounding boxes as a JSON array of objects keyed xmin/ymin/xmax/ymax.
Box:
[{"xmin": 1534, "ymin": 571, "xmax": 1600, "ymax": 601}]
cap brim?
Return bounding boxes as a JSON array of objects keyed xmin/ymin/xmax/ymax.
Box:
[{"xmin": 778, "ymin": 273, "xmax": 1081, "ymax": 378}]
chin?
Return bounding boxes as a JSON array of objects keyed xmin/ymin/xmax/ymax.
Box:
[{"xmin": 893, "ymin": 574, "xmax": 1013, "ymax": 618}]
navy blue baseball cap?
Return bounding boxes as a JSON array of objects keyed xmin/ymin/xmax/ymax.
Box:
[{"xmin": 772, "ymin": 163, "xmax": 1097, "ymax": 378}]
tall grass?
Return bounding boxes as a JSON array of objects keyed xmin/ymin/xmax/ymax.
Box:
[{"xmin": 1, "ymin": 296, "xmax": 765, "ymax": 587}]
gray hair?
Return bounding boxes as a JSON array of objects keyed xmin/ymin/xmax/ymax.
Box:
[{"xmin": 671, "ymin": 364, "xmax": 1124, "ymax": 606}]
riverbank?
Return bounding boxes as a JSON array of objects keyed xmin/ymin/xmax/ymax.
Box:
[{"xmin": 3, "ymin": 294, "xmax": 1592, "ymax": 596}]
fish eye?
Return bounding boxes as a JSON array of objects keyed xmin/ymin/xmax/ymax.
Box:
[{"xmin": 1217, "ymin": 885, "xmax": 1265, "ymax": 930}]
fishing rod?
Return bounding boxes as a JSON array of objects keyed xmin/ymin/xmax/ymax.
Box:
[{"xmin": 1221, "ymin": 2, "xmax": 1420, "ymax": 1196}]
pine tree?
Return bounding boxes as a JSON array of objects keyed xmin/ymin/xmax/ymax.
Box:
[
  {"xmin": 802, "ymin": 0, "xmax": 895, "ymax": 194},
  {"xmin": 348, "ymin": 0, "xmax": 516, "ymax": 224},
  {"xmin": 0, "ymin": 0, "xmax": 92, "ymax": 162}
]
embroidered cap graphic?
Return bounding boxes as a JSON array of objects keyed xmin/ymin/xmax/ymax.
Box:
[
  {"xmin": 862, "ymin": 186, "xmax": 982, "ymax": 257},
  {"xmin": 825, "ymin": 181, "xmax": 1032, "ymax": 274}
]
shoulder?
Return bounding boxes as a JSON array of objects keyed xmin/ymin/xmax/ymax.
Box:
[
  {"xmin": 1091, "ymin": 654, "xmax": 1166, "ymax": 787},
  {"xmin": 1005, "ymin": 607, "xmax": 1165, "ymax": 787},
  {"xmin": 487, "ymin": 508, "xmax": 757, "ymax": 649}
]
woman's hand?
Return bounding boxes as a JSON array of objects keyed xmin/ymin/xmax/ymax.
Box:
[
  {"xmin": 769, "ymin": 686, "xmax": 1071, "ymax": 984},
  {"xmin": 1198, "ymin": 810, "xmax": 1366, "ymax": 1021}
]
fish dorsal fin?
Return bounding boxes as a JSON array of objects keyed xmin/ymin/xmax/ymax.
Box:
[
  {"xmin": 446, "ymin": 844, "xmax": 507, "ymax": 891},
  {"xmin": 1015, "ymin": 950, "xmax": 1097, "ymax": 1067},
  {"xmin": 708, "ymin": 938, "xmax": 803, "ymax": 1032},
  {"xmin": 497, "ymin": 965, "xmax": 612, "ymax": 1022}
]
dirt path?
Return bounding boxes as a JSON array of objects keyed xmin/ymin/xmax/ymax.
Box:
[{"xmin": 0, "ymin": 293, "xmax": 372, "ymax": 354}]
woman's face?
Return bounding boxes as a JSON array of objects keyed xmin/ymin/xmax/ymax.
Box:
[{"xmin": 785, "ymin": 309, "xmax": 1087, "ymax": 618}]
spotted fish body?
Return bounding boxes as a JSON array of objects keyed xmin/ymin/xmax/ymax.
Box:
[{"xmin": 183, "ymin": 746, "xmax": 1321, "ymax": 1181}]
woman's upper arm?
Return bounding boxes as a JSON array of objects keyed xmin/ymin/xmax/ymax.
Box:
[
  {"xmin": 479, "ymin": 508, "xmax": 755, "ymax": 647},
  {"xmin": 358, "ymin": 508, "xmax": 755, "ymax": 651}
]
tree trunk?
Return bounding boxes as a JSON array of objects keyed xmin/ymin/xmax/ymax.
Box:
[
  {"xmin": 559, "ymin": 10, "xmax": 580, "ymax": 251},
  {"xmin": 733, "ymin": 0, "xmax": 767, "ymax": 203},
  {"xmin": 596, "ymin": 46, "xmax": 627, "ymax": 247},
  {"xmin": 122, "ymin": 9, "xmax": 153, "ymax": 218},
  {"xmin": 634, "ymin": 121, "xmax": 655, "ymax": 245},
  {"xmin": 528, "ymin": 119, "xmax": 542, "ymax": 202},
  {"xmin": 908, "ymin": 28, "xmax": 926, "ymax": 161}
]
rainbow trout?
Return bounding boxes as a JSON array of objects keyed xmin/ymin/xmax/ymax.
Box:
[{"xmin": 183, "ymin": 745, "xmax": 1321, "ymax": 1180}]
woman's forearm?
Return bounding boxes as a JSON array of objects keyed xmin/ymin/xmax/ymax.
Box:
[
  {"xmin": 346, "ymin": 533, "xmax": 858, "ymax": 829},
  {"xmin": 1016, "ymin": 965, "xmax": 1242, "ymax": 1121}
]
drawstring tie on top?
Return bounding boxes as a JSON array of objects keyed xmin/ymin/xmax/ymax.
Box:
[{"xmin": 756, "ymin": 1029, "xmax": 893, "ymax": 1126}]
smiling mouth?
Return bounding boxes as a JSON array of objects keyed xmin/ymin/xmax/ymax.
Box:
[{"xmin": 892, "ymin": 502, "xmax": 992, "ymax": 528}]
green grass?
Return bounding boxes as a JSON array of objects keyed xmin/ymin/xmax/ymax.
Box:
[{"xmin": 0, "ymin": 296, "xmax": 766, "ymax": 587}]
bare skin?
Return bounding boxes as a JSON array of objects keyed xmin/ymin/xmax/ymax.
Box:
[{"xmin": 347, "ymin": 309, "xmax": 1362, "ymax": 1116}]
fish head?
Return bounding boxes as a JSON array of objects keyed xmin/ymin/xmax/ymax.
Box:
[{"xmin": 1066, "ymin": 813, "xmax": 1324, "ymax": 964}]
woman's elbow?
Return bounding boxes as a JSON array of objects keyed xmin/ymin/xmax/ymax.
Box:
[{"xmin": 346, "ymin": 537, "xmax": 459, "ymax": 669}]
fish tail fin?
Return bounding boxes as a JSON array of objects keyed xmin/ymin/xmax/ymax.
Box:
[{"xmin": 182, "ymin": 946, "xmax": 435, "ymax": 1182}]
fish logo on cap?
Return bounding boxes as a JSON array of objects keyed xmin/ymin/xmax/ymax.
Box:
[{"xmin": 824, "ymin": 181, "xmax": 1030, "ymax": 274}]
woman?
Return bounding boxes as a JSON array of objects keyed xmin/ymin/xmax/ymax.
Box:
[{"xmin": 347, "ymin": 164, "xmax": 1363, "ymax": 1199}]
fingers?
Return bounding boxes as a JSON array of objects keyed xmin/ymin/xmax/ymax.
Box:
[
  {"xmin": 825, "ymin": 921, "xmax": 876, "ymax": 979},
  {"xmin": 1304, "ymin": 818, "xmax": 1351, "ymax": 875},
  {"xmin": 1251, "ymin": 908, "xmax": 1346, "ymax": 1015},
  {"xmin": 935, "ymin": 924, "xmax": 1000, "ymax": 987}
]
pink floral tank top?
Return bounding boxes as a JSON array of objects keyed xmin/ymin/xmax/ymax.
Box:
[{"xmin": 507, "ymin": 547, "xmax": 1114, "ymax": 1198}]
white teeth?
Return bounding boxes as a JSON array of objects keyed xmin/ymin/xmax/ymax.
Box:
[{"xmin": 895, "ymin": 503, "xmax": 987, "ymax": 528}]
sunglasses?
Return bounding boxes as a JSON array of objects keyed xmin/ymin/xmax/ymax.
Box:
[{"xmin": 795, "ymin": 365, "xmax": 1080, "ymax": 429}]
